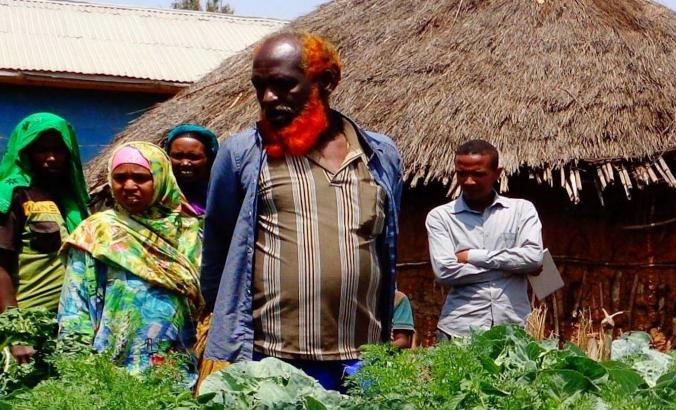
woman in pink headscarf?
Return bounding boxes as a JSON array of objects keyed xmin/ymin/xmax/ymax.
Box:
[{"xmin": 58, "ymin": 142, "xmax": 202, "ymax": 383}]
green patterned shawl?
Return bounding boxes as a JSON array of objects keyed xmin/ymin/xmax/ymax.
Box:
[{"xmin": 62, "ymin": 142, "xmax": 203, "ymax": 314}]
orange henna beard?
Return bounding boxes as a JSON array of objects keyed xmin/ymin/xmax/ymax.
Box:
[{"xmin": 259, "ymin": 87, "xmax": 329, "ymax": 158}]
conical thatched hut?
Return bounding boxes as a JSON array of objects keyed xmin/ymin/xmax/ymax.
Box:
[{"xmin": 88, "ymin": 0, "xmax": 676, "ymax": 345}]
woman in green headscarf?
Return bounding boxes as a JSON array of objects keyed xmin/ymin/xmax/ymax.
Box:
[
  {"xmin": 58, "ymin": 142, "xmax": 202, "ymax": 382},
  {"xmin": 0, "ymin": 113, "xmax": 89, "ymax": 358}
]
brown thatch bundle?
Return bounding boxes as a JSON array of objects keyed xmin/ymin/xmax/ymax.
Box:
[{"xmin": 88, "ymin": 0, "xmax": 676, "ymax": 202}]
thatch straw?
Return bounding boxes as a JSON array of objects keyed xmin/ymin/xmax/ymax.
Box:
[{"xmin": 87, "ymin": 0, "xmax": 676, "ymax": 202}]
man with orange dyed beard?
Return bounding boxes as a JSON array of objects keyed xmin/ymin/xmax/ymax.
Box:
[{"xmin": 199, "ymin": 32, "xmax": 403, "ymax": 390}]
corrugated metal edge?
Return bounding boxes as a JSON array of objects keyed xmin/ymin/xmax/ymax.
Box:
[
  {"xmin": 3, "ymin": 0, "xmax": 289, "ymax": 25},
  {"xmin": 0, "ymin": 0, "xmax": 288, "ymax": 82}
]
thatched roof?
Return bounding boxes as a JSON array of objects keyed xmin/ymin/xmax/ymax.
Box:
[{"xmin": 88, "ymin": 0, "xmax": 676, "ymax": 203}]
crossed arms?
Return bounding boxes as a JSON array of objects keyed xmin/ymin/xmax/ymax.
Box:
[{"xmin": 425, "ymin": 202, "xmax": 544, "ymax": 287}]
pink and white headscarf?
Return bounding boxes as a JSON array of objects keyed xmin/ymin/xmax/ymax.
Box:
[{"xmin": 111, "ymin": 146, "xmax": 151, "ymax": 171}]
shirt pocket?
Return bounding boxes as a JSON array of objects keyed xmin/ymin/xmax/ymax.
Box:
[
  {"xmin": 497, "ymin": 231, "xmax": 518, "ymax": 249},
  {"xmin": 358, "ymin": 182, "xmax": 386, "ymax": 238},
  {"xmin": 28, "ymin": 220, "xmax": 62, "ymax": 253}
]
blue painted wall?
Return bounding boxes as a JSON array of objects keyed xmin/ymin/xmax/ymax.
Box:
[{"xmin": 0, "ymin": 84, "xmax": 169, "ymax": 162}]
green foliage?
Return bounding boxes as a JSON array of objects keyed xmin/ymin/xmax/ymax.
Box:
[
  {"xmin": 346, "ymin": 325, "xmax": 675, "ymax": 410},
  {"xmin": 611, "ymin": 331, "xmax": 674, "ymax": 387},
  {"xmin": 2, "ymin": 317, "xmax": 674, "ymax": 410},
  {"xmin": 205, "ymin": 0, "xmax": 233, "ymax": 14},
  {"xmin": 0, "ymin": 308, "xmax": 204, "ymax": 409},
  {"xmin": 0, "ymin": 308, "xmax": 58, "ymax": 394},
  {"xmin": 0, "ymin": 307, "xmax": 57, "ymax": 351},
  {"xmin": 198, "ymin": 357, "xmax": 349, "ymax": 409},
  {"xmin": 171, "ymin": 0, "xmax": 233, "ymax": 14},
  {"xmin": 2, "ymin": 353, "xmax": 202, "ymax": 409}
]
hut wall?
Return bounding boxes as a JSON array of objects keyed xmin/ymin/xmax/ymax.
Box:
[{"xmin": 397, "ymin": 183, "xmax": 676, "ymax": 346}]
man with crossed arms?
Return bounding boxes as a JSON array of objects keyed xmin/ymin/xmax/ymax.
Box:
[{"xmin": 426, "ymin": 139, "xmax": 543, "ymax": 340}]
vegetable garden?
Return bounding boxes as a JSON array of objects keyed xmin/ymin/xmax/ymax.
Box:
[{"xmin": 1, "ymin": 308, "xmax": 674, "ymax": 409}]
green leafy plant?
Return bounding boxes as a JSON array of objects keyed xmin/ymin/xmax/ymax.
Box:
[
  {"xmin": 198, "ymin": 357, "xmax": 350, "ymax": 409},
  {"xmin": 611, "ymin": 331, "xmax": 674, "ymax": 387},
  {"xmin": 0, "ymin": 307, "xmax": 58, "ymax": 393},
  {"xmin": 3, "ymin": 352, "xmax": 203, "ymax": 409},
  {"xmin": 2, "ymin": 316, "xmax": 673, "ymax": 410},
  {"xmin": 346, "ymin": 325, "xmax": 675, "ymax": 410}
]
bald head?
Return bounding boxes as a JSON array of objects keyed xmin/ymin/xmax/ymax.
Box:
[{"xmin": 254, "ymin": 33, "xmax": 304, "ymax": 70}]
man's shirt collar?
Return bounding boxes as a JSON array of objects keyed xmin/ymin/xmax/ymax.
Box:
[{"xmin": 451, "ymin": 191, "xmax": 510, "ymax": 214}]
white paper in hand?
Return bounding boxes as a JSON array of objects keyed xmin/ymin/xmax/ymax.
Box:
[{"xmin": 528, "ymin": 249, "xmax": 564, "ymax": 300}]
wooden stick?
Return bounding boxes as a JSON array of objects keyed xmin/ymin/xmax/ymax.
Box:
[
  {"xmin": 575, "ymin": 169, "xmax": 583, "ymax": 191},
  {"xmin": 621, "ymin": 166, "xmax": 633, "ymax": 190},
  {"xmin": 627, "ymin": 273, "xmax": 639, "ymax": 328},
  {"xmin": 596, "ymin": 167, "xmax": 607, "ymax": 191},
  {"xmin": 573, "ymin": 267, "xmax": 587, "ymax": 313},
  {"xmin": 658, "ymin": 157, "xmax": 676, "ymax": 186},
  {"xmin": 617, "ymin": 165, "xmax": 632, "ymax": 200},
  {"xmin": 593, "ymin": 177, "xmax": 605, "ymax": 206},
  {"xmin": 611, "ymin": 271, "xmax": 622, "ymax": 313},
  {"xmin": 604, "ymin": 163, "xmax": 615, "ymax": 183},
  {"xmin": 647, "ymin": 164, "xmax": 659, "ymax": 183},
  {"xmin": 568, "ymin": 170, "xmax": 579, "ymax": 203}
]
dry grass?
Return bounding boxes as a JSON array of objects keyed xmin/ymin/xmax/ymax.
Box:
[
  {"xmin": 570, "ymin": 308, "xmax": 626, "ymax": 361},
  {"xmin": 571, "ymin": 309, "xmax": 593, "ymax": 353},
  {"xmin": 526, "ymin": 304, "xmax": 549, "ymax": 341},
  {"xmin": 86, "ymin": 0, "xmax": 676, "ymax": 197}
]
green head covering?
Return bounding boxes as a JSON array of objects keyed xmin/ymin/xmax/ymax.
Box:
[
  {"xmin": 165, "ymin": 124, "xmax": 219, "ymax": 160},
  {"xmin": 0, "ymin": 113, "xmax": 89, "ymax": 232}
]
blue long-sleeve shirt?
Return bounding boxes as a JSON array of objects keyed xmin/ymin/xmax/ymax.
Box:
[
  {"xmin": 425, "ymin": 194, "xmax": 543, "ymax": 337},
  {"xmin": 201, "ymin": 113, "xmax": 403, "ymax": 363}
]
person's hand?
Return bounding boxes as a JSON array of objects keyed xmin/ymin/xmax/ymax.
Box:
[
  {"xmin": 10, "ymin": 344, "xmax": 36, "ymax": 364},
  {"xmin": 455, "ymin": 250, "xmax": 469, "ymax": 263},
  {"xmin": 527, "ymin": 267, "xmax": 543, "ymax": 276}
]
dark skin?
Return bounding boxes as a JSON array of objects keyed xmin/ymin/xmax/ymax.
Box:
[
  {"xmin": 0, "ymin": 252, "xmax": 16, "ymax": 313},
  {"xmin": 252, "ymin": 36, "xmax": 412, "ymax": 347},
  {"xmin": 0, "ymin": 131, "xmax": 70, "ymax": 362},
  {"xmin": 454, "ymin": 153, "xmax": 503, "ymax": 263},
  {"xmin": 168, "ymin": 136, "xmax": 211, "ymax": 207},
  {"xmin": 392, "ymin": 330, "xmax": 414, "ymax": 349},
  {"xmin": 25, "ymin": 131, "xmax": 70, "ymax": 187},
  {"xmin": 168, "ymin": 135, "xmax": 211, "ymax": 186},
  {"xmin": 454, "ymin": 154, "xmax": 541, "ymax": 276},
  {"xmin": 251, "ymin": 35, "xmax": 346, "ymax": 173},
  {"xmin": 111, "ymin": 164, "xmax": 155, "ymax": 215},
  {"xmin": 0, "ymin": 250, "xmax": 23, "ymax": 364}
]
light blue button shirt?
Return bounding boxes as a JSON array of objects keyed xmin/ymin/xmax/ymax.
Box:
[{"xmin": 425, "ymin": 193, "xmax": 543, "ymax": 337}]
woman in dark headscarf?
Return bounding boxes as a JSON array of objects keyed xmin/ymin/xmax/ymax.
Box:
[
  {"xmin": 164, "ymin": 125, "xmax": 218, "ymax": 384},
  {"xmin": 164, "ymin": 124, "xmax": 218, "ymax": 217}
]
